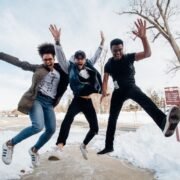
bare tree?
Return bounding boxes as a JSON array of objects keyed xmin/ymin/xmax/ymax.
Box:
[
  {"xmin": 117, "ymin": 0, "xmax": 180, "ymax": 71},
  {"xmin": 146, "ymin": 88, "xmax": 163, "ymax": 107}
]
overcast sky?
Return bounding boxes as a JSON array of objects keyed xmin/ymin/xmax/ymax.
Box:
[{"xmin": 0, "ymin": 0, "xmax": 180, "ymax": 110}]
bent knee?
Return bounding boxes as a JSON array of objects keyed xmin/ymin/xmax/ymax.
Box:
[
  {"xmin": 46, "ymin": 128, "xmax": 56, "ymax": 135},
  {"xmin": 33, "ymin": 126, "xmax": 43, "ymax": 133}
]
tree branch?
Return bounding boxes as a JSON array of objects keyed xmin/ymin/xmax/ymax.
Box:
[
  {"xmin": 167, "ymin": 58, "xmax": 180, "ymax": 74},
  {"xmin": 116, "ymin": 11, "xmax": 169, "ymax": 40},
  {"xmin": 156, "ymin": 0, "xmax": 172, "ymax": 39},
  {"xmin": 117, "ymin": 0, "xmax": 180, "ymax": 66},
  {"xmin": 164, "ymin": 0, "xmax": 170, "ymax": 18},
  {"xmin": 167, "ymin": 65, "xmax": 180, "ymax": 74},
  {"xmin": 147, "ymin": 25, "xmax": 156, "ymax": 29},
  {"xmin": 154, "ymin": 17, "xmax": 167, "ymax": 33},
  {"xmin": 156, "ymin": 0, "xmax": 165, "ymax": 19},
  {"xmin": 152, "ymin": 32, "xmax": 161, "ymax": 42}
]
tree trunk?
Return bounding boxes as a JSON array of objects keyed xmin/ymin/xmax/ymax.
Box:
[{"xmin": 168, "ymin": 36, "xmax": 180, "ymax": 63}]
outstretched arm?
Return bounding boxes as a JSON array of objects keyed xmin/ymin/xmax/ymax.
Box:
[
  {"xmin": 0, "ymin": 52, "xmax": 38, "ymax": 72},
  {"xmin": 49, "ymin": 24, "xmax": 69, "ymax": 74},
  {"xmin": 89, "ymin": 31, "xmax": 105, "ymax": 65},
  {"xmin": 133, "ymin": 19, "xmax": 151, "ymax": 61}
]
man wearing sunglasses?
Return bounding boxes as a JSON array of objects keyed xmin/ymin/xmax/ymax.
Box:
[
  {"xmin": 97, "ymin": 19, "xmax": 180, "ymax": 155},
  {"xmin": 0, "ymin": 43, "xmax": 68, "ymax": 166},
  {"xmin": 49, "ymin": 25, "xmax": 104, "ymax": 160}
]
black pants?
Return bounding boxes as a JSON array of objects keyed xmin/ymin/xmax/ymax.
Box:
[
  {"xmin": 56, "ymin": 96, "xmax": 98, "ymax": 146},
  {"xmin": 105, "ymin": 84, "xmax": 166, "ymax": 149}
]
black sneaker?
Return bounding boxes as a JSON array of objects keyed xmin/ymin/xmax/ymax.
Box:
[
  {"xmin": 97, "ymin": 147, "xmax": 114, "ymax": 155},
  {"xmin": 163, "ymin": 106, "xmax": 180, "ymax": 137}
]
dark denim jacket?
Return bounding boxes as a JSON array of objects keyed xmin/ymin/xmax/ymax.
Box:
[{"xmin": 69, "ymin": 60, "xmax": 102, "ymax": 96}]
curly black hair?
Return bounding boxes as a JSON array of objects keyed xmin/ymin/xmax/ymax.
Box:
[
  {"xmin": 110, "ymin": 39, "xmax": 123, "ymax": 49},
  {"xmin": 37, "ymin": 43, "xmax": 55, "ymax": 57}
]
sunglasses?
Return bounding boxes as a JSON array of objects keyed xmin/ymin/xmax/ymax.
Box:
[
  {"xmin": 76, "ymin": 57, "xmax": 85, "ymax": 61},
  {"xmin": 43, "ymin": 58, "xmax": 54, "ymax": 62}
]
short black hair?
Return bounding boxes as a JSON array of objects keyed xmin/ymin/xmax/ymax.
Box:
[
  {"xmin": 38, "ymin": 43, "xmax": 55, "ymax": 57},
  {"xmin": 74, "ymin": 50, "xmax": 86, "ymax": 59},
  {"xmin": 110, "ymin": 39, "xmax": 123, "ymax": 49}
]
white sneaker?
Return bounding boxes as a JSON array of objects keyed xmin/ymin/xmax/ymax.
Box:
[
  {"xmin": 80, "ymin": 143, "xmax": 88, "ymax": 160},
  {"xmin": 48, "ymin": 147, "xmax": 63, "ymax": 161},
  {"xmin": 2, "ymin": 142, "xmax": 14, "ymax": 165},
  {"xmin": 163, "ymin": 106, "xmax": 180, "ymax": 137},
  {"xmin": 28, "ymin": 148, "xmax": 40, "ymax": 167}
]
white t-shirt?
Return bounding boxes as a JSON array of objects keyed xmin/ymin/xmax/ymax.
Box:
[
  {"xmin": 38, "ymin": 69, "xmax": 60, "ymax": 99},
  {"xmin": 79, "ymin": 69, "xmax": 90, "ymax": 79}
]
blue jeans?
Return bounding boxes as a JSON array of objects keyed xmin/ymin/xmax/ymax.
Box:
[{"xmin": 11, "ymin": 94, "xmax": 56, "ymax": 150}]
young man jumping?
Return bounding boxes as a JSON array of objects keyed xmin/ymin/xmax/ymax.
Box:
[
  {"xmin": 97, "ymin": 19, "xmax": 180, "ymax": 155},
  {"xmin": 0, "ymin": 43, "xmax": 68, "ymax": 166},
  {"xmin": 48, "ymin": 25, "xmax": 104, "ymax": 160}
]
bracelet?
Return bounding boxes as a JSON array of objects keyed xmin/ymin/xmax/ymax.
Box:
[{"xmin": 55, "ymin": 40, "xmax": 60, "ymax": 45}]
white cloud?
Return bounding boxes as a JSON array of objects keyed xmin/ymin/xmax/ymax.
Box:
[
  {"xmin": 0, "ymin": 9, "xmax": 44, "ymax": 61},
  {"xmin": 0, "ymin": 0, "xmax": 179, "ymax": 109}
]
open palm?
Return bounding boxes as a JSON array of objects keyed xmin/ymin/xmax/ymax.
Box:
[
  {"xmin": 49, "ymin": 24, "xmax": 61, "ymax": 41},
  {"xmin": 132, "ymin": 19, "xmax": 146, "ymax": 39}
]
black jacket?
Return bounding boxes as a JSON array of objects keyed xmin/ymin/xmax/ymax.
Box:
[{"xmin": 69, "ymin": 60, "xmax": 102, "ymax": 96}]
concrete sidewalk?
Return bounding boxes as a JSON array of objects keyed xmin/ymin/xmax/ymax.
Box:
[{"xmin": 22, "ymin": 145, "xmax": 154, "ymax": 180}]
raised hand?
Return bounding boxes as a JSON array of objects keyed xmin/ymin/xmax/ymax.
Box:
[
  {"xmin": 132, "ymin": 19, "xmax": 146, "ymax": 39},
  {"xmin": 100, "ymin": 31, "xmax": 105, "ymax": 46},
  {"xmin": 49, "ymin": 24, "xmax": 61, "ymax": 41}
]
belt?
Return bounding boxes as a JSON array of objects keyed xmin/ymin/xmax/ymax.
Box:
[{"xmin": 37, "ymin": 91, "xmax": 54, "ymax": 100}]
